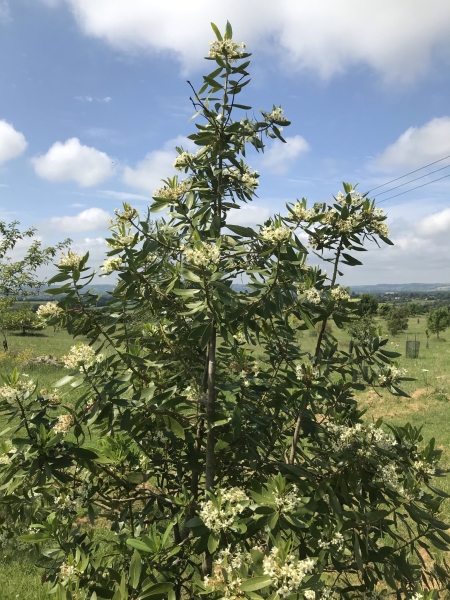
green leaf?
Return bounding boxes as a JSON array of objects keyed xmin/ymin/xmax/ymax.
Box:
[
  {"xmin": 210, "ymin": 22, "xmax": 222, "ymax": 41},
  {"xmin": 149, "ymin": 201, "xmax": 171, "ymax": 213},
  {"xmin": 353, "ymin": 534, "xmax": 364, "ymax": 571},
  {"xmin": 19, "ymin": 532, "xmax": 51, "ymax": 542},
  {"xmin": 341, "ymin": 253, "xmax": 363, "ymax": 266},
  {"xmin": 126, "ymin": 539, "xmax": 152, "ymax": 553},
  {"xmin": 129, "ymin": 550, "xmax": 142, "ymax": 589},
  {"xmin": 240, "ymin": 576, "xmax": 272, "ymax": 592},
  {"xmin": 180, "ymin": 268, "xmax": 201, "ymax": 283},
  {"xmin": 225, "ymin": 21, "xmax": 233, "ymax": 40},
  {"xmin": 53, "ymin": 375, "xmax": 74, "ymax": 387},
  {"xmin": 139, "ymin": 583, "xmax": 174, "ymax": 598},
  {"xmin": 207, "ymin": 533, "xmax": 219, "ymax": 553},
  {"xmin": 227, "ymin": 224, "xmax": 256, "ymax": 237},
  {"xmin": 201, "ymin": 321, "xmax": 213, "ymax": 350},
  {"xmin": 166, "ymin": 416, "xmax": 185, "ymax": 439}
]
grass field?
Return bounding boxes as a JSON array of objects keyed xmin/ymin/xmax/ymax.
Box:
[{"xmin": 1, "ymin": 317, "xmax": 450, "ymax": 597}]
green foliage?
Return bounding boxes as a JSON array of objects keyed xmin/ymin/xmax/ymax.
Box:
[
  {"xmin": 0, "ymin": 220, "xmax": 70, "ymax": 298},
  {"xmin": 427, "ymin": 307, "xmax": 450, "ymax": 338},
  {"xmin": 347, "ymin": 314, "xmax": 377, "ymax": 344},
  {"xmin": 1, "ymin": 303, "xmax": 45, "ymax": 335},
  {"xmin": 0, "ymin": 22, "xmax": 447, "ymax": 600},
  {"xmin": 386, "ymin": 306, "xmax": 409, "ymax": 336},
  {"xmin": 358, "ymin": 293, "xmax": 378, "ymax": 315},
  {"xmin": 378, "ymin": 303, "xmax": 392, "ymax": 318}
]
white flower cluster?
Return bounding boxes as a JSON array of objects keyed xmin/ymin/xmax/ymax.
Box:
[
  {"xmin": 199, "ymin": 488, "xmax": 248, "ymax": 532},
  {"xmin": 59, "ymin": 251, "xmax": 83, "ymax": 269},
  {"xmin": 0, "ymin": 374, "xmax": 34, "ymax": 402},
  {"xmin": 53, "ymin": 414, "xmax": 73, "ymax": 436},
  {"xmin": 184, "ymin": 384, "xmax": 207, "ymax": 404},
  {"xmin": 59, "ymin": 563, "xmax": 77, "ymax": 578},
  {"xmin": 305, "ymin": 592, "xmax": 316, "ymax": 600},
  {"xmin": 413, "ymin": 459, "xmax": 436, "ymax": 476},
  {"xmin": 304, "ymin": 288, "xmax": 321, "ymax": 305},
  {"xmin": 183, "ymin": 242, "xmax": 220, "ymax": 267},
  {"xmin": 153, "ymin": 179, "xmax": 190, "ymax": 200},
  {"xmin": 323, "ymin": 208, "xmax": 337, "ymax": 224},
  {"xmin": 319, "ymin": 532, "xmax": 344, "ymax": 551},
  {"xmin": 378, "ymin": 461, "xmax": 427, "ymax": 500},
  {"xmin": 36, "ymin": 302, "xmax": 63, "ymax": 318},
  {"xmin": 372, "ymin": 221, "xmax": 390, "ymax": 237},
  {"xmin": 410, "ymin": 593, "xmax": 423, "ymax": 600},
  {"xmin": 173, "ymin": 151, "xmax": 195, "ymax": 171},
  {"xmin": 296, "ymin": 364, "xmax": 319, "ymax": 384},
  {"xmin": 40, "ymin": 388, "xmax": 61, "ymax": 405},
  {"xmin": 224, "ymin": 165, "xmax": 259, "ymax": 189},
  {"xmin": 106, "ymin": 234, "xmax": 134, "ymax": 248},
  {"xmin": 233, "ymin": 330, "xmax": 245, "ymax": 344},
  {"xmin": 101, "ymin": 257, "xmax": 122, "ymax": 274},
  {"xmin": 263, "ymin": 548, "xmax": 315, "ymax": 599},
  {"xmin": 55, "ymin": 494, "xmax": 75, "ymax": 509},
  {"xmin": 379, "ymin": 462, "xmax": 399, "ymax": 489},
  {"xmin": 378, "ymin": 366, "xmax": 407, "ymax": 386},
  {"xmin": 113, "ymin": 205, "xmax": 139, "ymax": 221},
  {"xmin": 204, "ymin": 546, "xmax": 251, "ymax": 598},
  {"xmin": 262, "ymin": 106, "xmax": 289, "ymax": 123},
  {"xmin": 330, "ymin": 286, "xmax": 350, "ymax": 302},
  {"xmin": 0, "ymin": 441, "xmax": 17, "ymax": 465},
  {"xmin": 335, "ymin": 190, "xmax": 364, "ymax": 205},
  {"xmin": 274, "ymin": 485, "xmax": 302, "ymax": 513},
  {"xmin": 326, "ymin": 421, "xmax": 397, "ymax": 455},
  {"xmin": 292, "ymin": 203, "xmax": 316, "ymax": 221},
  {"xmin": 337, "ymin": 215, "xmax": 362, "ymax": 234},
  {"xmin": 209, "ymin": 39, "xmax": 246, "ymax": 62},
  {"xmin": 61, "ymin": 343, "xmax": 103, "ymax": 372},
  {"xmin": 261, "ymin": 225, "xmax": 291, "ymax": 243}
]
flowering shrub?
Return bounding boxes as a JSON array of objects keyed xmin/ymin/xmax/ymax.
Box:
[{"xmin": 0, "ymin": 21, "xmax": 449, "ymax": 600}]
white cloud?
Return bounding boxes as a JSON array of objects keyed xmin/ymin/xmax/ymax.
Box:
[
  {"xmin": 98, "ymin": 190, "xmax": 152, "ymax": 201},
  {"xmin": 123, "ymin": 135, "xmax": 194, "ymax": 192},
  {"xmin": 44, "ymin": 0, "xmax": 450, "ymax": 82},
  {"xmin": 227, "ymin": 204, "xmax": 271, "ymax": 227},
  {"xmin": 374, "ymin": 117, "xmax": 450, "ymax": 171},
  {"xmin": 0, "ymin": 120, "xmax": 27, "ymax": 164},
  {"xmin": 70, "ymin": 203, "xmax": 86, "ymax": 208},
  {"xmin": 46, "ymin": 207, "xmax": 110, "ymax": 232},
  {"xmin": 261, "ymin": 135, "xmax": 309, "ymax": 175},
  {"xmin": 75, "ymin": 95, "xmax": 111, "ymax": 103},
  {"xmin": 32, "ymin": 138, "xmax": 115, "ymax": 187},
  {"xmin": 0, "ymin": 1, "xmax": 10, "ymax": 24},
  {"xmin": 419, "ymin": 207, "xmax": 450, "ymax": 236}
]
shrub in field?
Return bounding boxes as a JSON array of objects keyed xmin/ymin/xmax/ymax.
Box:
[
  {"xmin": 1, "ymin": 22, "xmax": 450, "ymax": 600},
  {"xmin": 358, "ymin": 293, "xmax": 378, "ymax": 316},
  {"xmin": 2, "ymin": 303, "xmax": 46, "ymax": 335},
  {"xmin": 426, "ymin": 307, "xmax": 450, "ymax": 339},
  {"xmin": 386, "ymin": 307, "xmax": 409, "ymax": 336}
]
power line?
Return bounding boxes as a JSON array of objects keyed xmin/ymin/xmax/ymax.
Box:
[
  {"xmin": 374, "ymin": 163, "xmax": 450, "ymax": 197},
  {"xmin": 377, "ymin": 172, "xmax": 450, "ymax": 203},
  {"xmin": 367, "ymin": 154, "xmax": 450, "ymax": 193}
]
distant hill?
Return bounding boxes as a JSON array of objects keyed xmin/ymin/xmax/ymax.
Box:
[{"xmin": 348, "ymin": 283, "xmax": 450, "ymax": 294}]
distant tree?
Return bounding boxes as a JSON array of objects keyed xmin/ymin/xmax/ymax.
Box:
[
  {"xmin": 0, "ymin": 220, "xmax": 70, "ymax": 299},
  {"xmin": 407, "ymin": 302, "xmax": 422, "ymax": 316},
  {"xmin": 358, "ymin": 293, "xmax": 378, "ymax": 315},
  {"xmin": 0, "ymin": 297, "xmax": 14, "ymax": 344},
  {"xmin": 386, "ymin": 306, "xmax": 409, "ymax": 336},
  {"xmin": 348, "ymin": 314, "xmax": 377, "ymax": 344},
  {"xmin": 427, "ymin": 307, "xmax": 450, "ymax": 338},
  {"xmin": 3, "ymin": 303, "xmax": 45, "ymax": 335},
  {"xmin": 378, "ymin": 303, "xmax": 392, "ymax": 318}
]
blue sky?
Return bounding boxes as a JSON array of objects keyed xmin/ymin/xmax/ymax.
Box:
[{"xmin": 2, "ymin": 0, "xmax": 450, "ymax": 285}]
